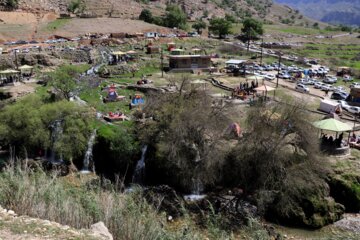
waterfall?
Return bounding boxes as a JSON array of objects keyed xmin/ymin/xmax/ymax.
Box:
[
  {"xmin": 184, "ymin": 177, "xmax": 206, "ymax": 201},
  {"xmin": 80, "ymin": 130, "xmax": 97, "ymax": 173},
  {"xmin": 48, "ymin": 120, "xmax": 63, "ymax": 164},
  {"xmin": 132, "ymin": 145, "xmax": 148, "ymax": 184}
]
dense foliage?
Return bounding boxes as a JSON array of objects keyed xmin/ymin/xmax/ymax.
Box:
[
  {"xmin": 209, "ymin": 18, "xmax": 233, "ymax": 38},
  {"xmin": 45, "ymin": 64, "xmax": 88, "ymax": 100},
  {"xmin": 138, "ymin": 5, "xmax": 187, "ymax": 30},
  {"xmin": 192, "ymin": 20, "xmax": 207, "ymax": 34},
  {"xmin": 0, "ymin": 95, "xmax": 92, "ymax": 160}
]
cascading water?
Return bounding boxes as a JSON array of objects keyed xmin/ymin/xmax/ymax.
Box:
[
  {"xmin": 184, "ymin": 177, "xmax": 207, "ymax": 201},
  {"xmin": 48, "ymin": 120, "xmax": 63, "ymax": 164},
  {"xmin": 80, "ymin": 130, "xmax": 97, "ymax": 174},
  {"xmin": 132, "ymin": 145, "xmax": 148, "ymax": 184}
]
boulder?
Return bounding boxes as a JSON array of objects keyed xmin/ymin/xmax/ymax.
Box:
[
  {"xmin": 90, "ymin": 221, "xmax": 113, "ymax": 240},
  {"xmin": 266, "ymin": 188, "xmax": 344, "ymax": 228},
  {"xmin": 328, "ymin": 174, "xmax": 360, "ymax": 212}
]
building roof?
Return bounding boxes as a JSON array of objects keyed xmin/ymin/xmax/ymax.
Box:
[
  {"xmin": 226, "ymin": 59, "xmax": 246, "ymax": 65},
  {"xmin": 169, "ymin": 55, "xmax": 211, "ymax": 59}
]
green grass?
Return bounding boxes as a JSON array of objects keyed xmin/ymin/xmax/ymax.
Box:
[
  {"xmin": 44, "ymin": 18, "xmax": 70, "ymax": 31},
  {"xmin": 264, "ymin": 24, "xmax": 343, "ymax": 35},
  {"xmin": 79, "ymin": 86, "xmax": 136, "ymax": 115}
]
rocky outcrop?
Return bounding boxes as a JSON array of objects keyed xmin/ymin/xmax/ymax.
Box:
[
  {"xmin": 90, "ymin": 221, "xmax": 113, "ymax": 240},
  {"xmin": 265, "ymin": 185, "xmax": 345, "ymax": 228},
  {"xmin": 0, "ymin": 205, "xmax": 112, "ymax": 240},
  {"xmin": 328, "ymin": 173, "xmax": 360, "ymax": 213}
]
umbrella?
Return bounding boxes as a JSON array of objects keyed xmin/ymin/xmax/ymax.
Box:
[
  {"xmin": 18, "ymin": 65, "xmax": 34, "ymax": 70},
  {"xmin": 313, "ymin": 118, "xmax": 352, "ymax": 132},
  {"xmin": 111, "ymin": 51, "xmax": 125, "ymax": 55},
  {"xmin": 126, "ymin": 50, "xmax": 137, "ymax": 54}
]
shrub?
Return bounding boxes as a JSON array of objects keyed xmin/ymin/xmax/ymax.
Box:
[
  {"xmin": 139, "ymin": 9, "xmax": 153, "ymax": 23},
  {"xmin": 0, "ymin": 164, "xmax": 204, "ymax": 239}
]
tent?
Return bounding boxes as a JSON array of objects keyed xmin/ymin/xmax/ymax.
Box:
[
  {"xmin": 131, "ymin": 94, "xmax": 145, "ymax": 106},
  {"xmin": 313, "ymin": 119, "xmax": 352, "ymax": 132}
]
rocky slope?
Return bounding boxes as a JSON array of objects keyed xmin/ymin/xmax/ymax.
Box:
[
  {"xmin": 275, "ymin": 0, "xmax": 360, "ymax": 26},
  {"xmin": 0, "ymin": 206, "xmax": 113, "ymax": 240},
  {"xmin": 12, "ymin": 0, "xmax": 272, "ymax": 19}
]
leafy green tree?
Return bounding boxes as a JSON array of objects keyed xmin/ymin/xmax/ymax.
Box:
[
  {"xmin": 241, "ymin": 17, "xmax": 264, "ymax": 52},
  {"xmin": 164, "ymin": 5, "xmax": 187, "ymax": 29},
  {"xmin": 67, "ymin": 0, "xmax": 85, "ymax": 14},
  {"xmin": 225, "ymin": 14, "xmax": 237, "ymax": 23},
  {"xmin": 0, "ymin": 95, "xmax": 92, "ymax": 159},
  {"xmin": 139, "ymin": 9, "xmax": 153, "ymax": 23},
  {"xmin": 209, "ymin": 18, "xmax": 232, "ymax": 38},
  {"xmin": 0, "ymin": 0, "xmax": 18, "ymax": 9},
  {"xmin": 192, "ymin": 20, "xmax": 207, "ymax": 34},
  {"xmin": 47, "ymin": 65, "xmax": 84, "ymax": 101}
]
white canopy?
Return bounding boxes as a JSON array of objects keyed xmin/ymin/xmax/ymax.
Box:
[{"xmin": 226, "ymin": 59, "xmax": 246, "ymax": 65}]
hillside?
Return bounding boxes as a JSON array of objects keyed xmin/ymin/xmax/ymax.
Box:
[{"xmin": 275, "ymin": 0, "xmax": 360, "ymax": 26}]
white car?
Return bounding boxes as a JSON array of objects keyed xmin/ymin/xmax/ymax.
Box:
[
  {"xmin": 314, "ymin": 82, "xmax": 324, "ymax": 89},
  {"xmin": 345, "ymin": 106, "xmax": 360, "ymax": 114},
  {"xmin": 337, "ymin": 100, "xmax": 349, "ymax": 109},
  {"xmin": 295, "ymin": 84, "xmax": 310, "ymax": 93},
  {"xmin": 325, "ymin": 75, "xmax": 338, "ymax": 83},
  {"xmin": 350, "ymin": 82, "xmax": 360, "ymax": 88},
  {"xmin": 334, "ymin": 86, "xmax": 346, "ymax": 92},
  {"xmin": 264, "ymin": 74, "xmax": 275, "ymax": 81},
  {"xmin": 343, "ymin": 75, "xmax": 353, "ymax": 82}
]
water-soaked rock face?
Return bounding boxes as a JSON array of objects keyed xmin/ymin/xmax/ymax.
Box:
[
  {"xmin": 328, "ymin": 174, "xmax": 360, "ymax": 213},
  {"xmin": 265, "ymin": 183, "xmax": 345, "ymax": 228}
]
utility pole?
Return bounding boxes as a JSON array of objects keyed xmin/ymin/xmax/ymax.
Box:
[
  {"xmin": 276, "ymin": 52, "xmax": 281, "ymax": 88},
  {"xmin": 161, "ymin": 47, "xmax": 164, "ymax": 78},
  {"xmin": 14, "ymin": 50, "xmax": 18, "ymax": 70},
  {"xmin": 260, "ymin": 37, "xmax": 264, "ymax": 66}
]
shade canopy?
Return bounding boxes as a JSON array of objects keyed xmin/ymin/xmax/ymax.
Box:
[
  {"xmin": 254, "ymin": 85, "xmax": 275, "ymax": 92},
  {"xmin": 313, "ymin": 118, "xmax": 352, "ymax": 132},
  {"xmin": 19, "ymin": 65, "xmax": 34, "ymax": 70},
  {"xmin": 247, "ymin": 75, "xmax": 264, "ymax": 81},
  {"xmin": 0, "ymin": 69, "xmax": 20, "ymax": 74},
  {"xmin": 111, "ymin": 51, "xmax": 125, "ymax": 55},
  {"xmin": 126, "ymin": 50, "xmax": 137, "ymax": 54}
]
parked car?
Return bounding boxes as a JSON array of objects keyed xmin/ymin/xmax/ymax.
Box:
[
  {"xmin": 343, "ymin": 75, "xmax": 353, "ymax": 82},
  {"xmin": 314, "ymin": 82, "xmax": 324, "ymax": 89},
  {"xmin": 295, "ymin": 84, "xmax": 310, "ymax": 93},
  {"xmin": 321, "ymin": 84, "xmax": 334, "ymax": 91},
  {"xmin": 345, "ymin": 106, "xmax": 360, "ymax": 114},
  {"xmin": 264, "ymin": 74, "xmax": 275, "ymax": 81},
  {"xmin": 324, "ymin": 75, "xmax": 337, "ymax": 83},
  {"xmin": 350, "ymin": 82, "xmax": 360, "ymax": 88},
  {"xmin": 331, "ymin": 92, "xmax": 348, "ymax": 100},
  {"xmin": 337, "ymin": 100, "xmax": 349, "ymax": 109}
]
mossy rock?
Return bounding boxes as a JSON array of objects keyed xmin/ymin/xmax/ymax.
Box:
[
  {"xmin": 328, "ymin": 174, "xmax": 360, "ymax": 212},
  {"xmin": 266, "ymin": 187, "xmax": 344, "ymax": 228}
]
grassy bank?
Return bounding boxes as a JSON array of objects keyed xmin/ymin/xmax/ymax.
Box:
[{"xmin": 0, "ymin": 162, "xmax": 276, "ymax": 239}]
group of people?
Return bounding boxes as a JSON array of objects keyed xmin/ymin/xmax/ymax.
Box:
[
  {"xmin": 321, "ymin": 133, "xmax": 345, "ymax": 148},
  {"xmin": 233, "ymin": 80, "xmax": 259, "ymax": 97}
]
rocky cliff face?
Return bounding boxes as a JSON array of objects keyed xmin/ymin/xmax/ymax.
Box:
[
  {"xmin": 13, "ymin": 0, "xmax": 273, "ymax": 20},
  {"xmin": 275, "ymin": 0, "xmax": 360, "ymax": 26}
]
